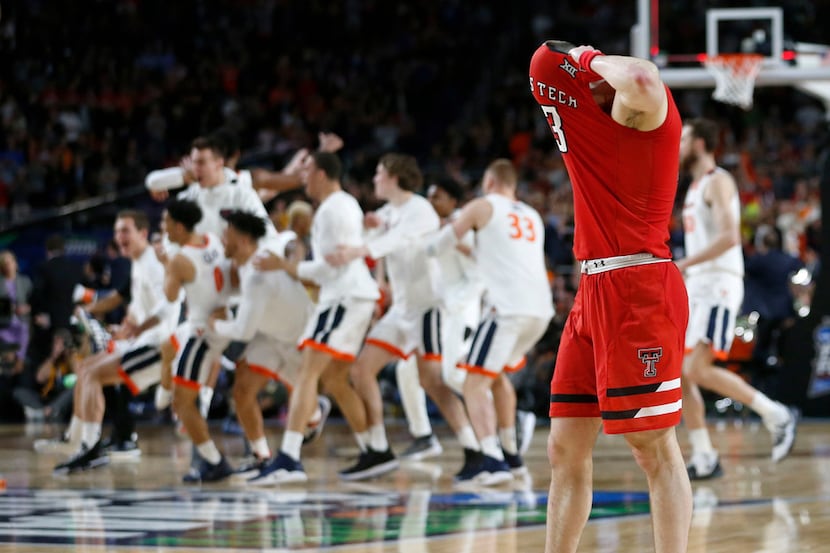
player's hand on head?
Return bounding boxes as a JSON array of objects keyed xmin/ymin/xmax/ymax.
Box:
[
  {"xmin": 180, "ymin": 155, "xmax": 196, "ymax": 183},
  {"xmin": 284, "ymin": 148, "xmax": 310, "ymax": 175},
  {"xmin": 318, "ymin": 132, "xmax": 344, "ymax": 153},
  {"xmin": 568, "ymin": 45, "xmax": 598, "ymax": 64}
]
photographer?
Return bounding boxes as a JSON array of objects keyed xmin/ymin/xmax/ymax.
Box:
[{"xmin": 13, "ymin": 326, "xmax": 85, "ymax": 422}]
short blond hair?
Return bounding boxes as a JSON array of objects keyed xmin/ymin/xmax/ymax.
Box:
[
  {"xmin": 485, "ymin": 158, "xmax": 518, "ymax": 188},
  {"xmin": 287, "ymin": 200, "xmax": 313, "ymax": 221}
]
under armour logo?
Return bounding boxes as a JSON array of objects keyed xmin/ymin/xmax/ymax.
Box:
[
  {"xmin": 560, "ymin": 59, "xmax": 578, "ymax": 78},
  {"xmin": 592, "ymin": 259, "xmax": 606, "ymax": 268},
  {"xmin": 638, "ymin": 347, "xmax": 663, "ymax": 378}
]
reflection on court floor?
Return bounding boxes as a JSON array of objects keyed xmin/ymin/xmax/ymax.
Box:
[{"xmin": 0, "ymin": 488, "xmax": 651, "ymax": 549}]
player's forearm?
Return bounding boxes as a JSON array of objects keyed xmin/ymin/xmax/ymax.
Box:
[
  {"xmin": 682, "ymin": 231, "xmax": 740, "ymax": 269},
  {"xmin": 250, "ymin": 169, "xmax": 302, "ymax": 192},
  {"xmin": 86, "ymin": 291, "xmax": 124, "ymax": 317},
  {"xmin": 145, "ymin": 167, "xmax": 186, "ymax": 191},
  {"xmin": 589, "ymin": 55, "xmax": 664, "ymax": 112}
]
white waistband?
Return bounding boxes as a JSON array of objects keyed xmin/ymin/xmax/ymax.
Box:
[{"xmin": 580, "ymin": 253, "xmax": 671, "ymax": 275}]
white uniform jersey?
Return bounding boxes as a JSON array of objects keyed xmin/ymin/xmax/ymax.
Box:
[
  {"xmin": 129, "ymin": 245, "xmax": 181, "ymax": 345},
  {"xmin": 366, "ymin": 194, "xmax": 440, "ymax": 311},
  {"xmin": 178, "ymin": 233, "xmax": 232, "ymax": 329},
  {"xmin": 176, "ymin": 168, "xmax": 284, "ymax": 255},
  {"xmin": 213, "ymin": 247, "xmax": 313, "ymax": 343},
  {"xmin": 435, "ymin": 210, "xmax": 484, "ymax": 312},
  {"xmin": 476, "ymin": 194, "xmax": 554, "ymax": 319},
  {"xmin": 297, "ymin": 190, "xmax": 379, "ymax": 303},
  {"xmin": 682, "ymin": 167, "xmax": 744, "ymax": 278}
]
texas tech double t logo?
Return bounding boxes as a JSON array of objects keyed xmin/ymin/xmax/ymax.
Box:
[{"xmin": 638, "ymin": 347, "xmax": 663, "ymax": 378}]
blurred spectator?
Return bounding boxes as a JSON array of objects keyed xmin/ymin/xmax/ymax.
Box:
[
  {"xmin": 744, "ymin": 225, "xmax": 804, "ymax": 371},
  {"xmin": 13, "ymin": 328, "xmax": 79, "ymax": 423},
  {"xmin": 0, "ymin": 250, "xmax": 32, "ymax": 373},
  {"xmin": 29, "ymin": 235, "xmax": 84, "ymax": 363}
]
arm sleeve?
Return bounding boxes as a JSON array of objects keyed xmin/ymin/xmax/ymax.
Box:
[
  {"xmin": 212, "ymin": 274, "xmax": 269, "ymax": 341},
  {"xmin": 366, "ymin": 207, "xmax": 438, "ymax": 260},
  {"xmin": 296, "ymin": 212, "xmax": 345, "ymax": 284},
  {"xmin": 145, "ymin": 167, "xmax": 185, "ymax": 191}
]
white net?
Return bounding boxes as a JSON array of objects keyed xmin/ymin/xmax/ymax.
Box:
[{"xmin": 703, "ymin": 54, "xmax": 764, "ymax": 110}]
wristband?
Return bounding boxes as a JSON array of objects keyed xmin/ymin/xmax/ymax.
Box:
[{"xmin": 577, "ymin": 49, "xmax": 604, "ymax": 79}]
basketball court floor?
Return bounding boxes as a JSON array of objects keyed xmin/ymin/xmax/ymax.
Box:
[{"xmin": 0, "ymin": 417, "xmax": 828, "ymax": 552}]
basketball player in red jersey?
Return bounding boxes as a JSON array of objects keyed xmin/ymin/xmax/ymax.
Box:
[{"xmin": 530, "ymin": 41, "xmax": 692, "ymax": 552}]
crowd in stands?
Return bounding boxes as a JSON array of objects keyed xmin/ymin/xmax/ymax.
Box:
[{"xmin": 0, "ymin": 1, "xmax": 826, "ymax": 421}]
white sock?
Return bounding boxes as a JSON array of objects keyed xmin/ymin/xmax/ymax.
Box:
[
  {"xmin": 196, "ymin": 440, "xmax": 222, "ymax": 465},
  {"xmin": 688, "ymin": 427, "xmax": 715, "ymax": 455},
  {"xmin": 80, "ymin": 422, "xmax": 101, "ymax": 448},
  {"xmin": 250, "ymin": 437, "xmax": 271, "ymax": 460},
  {"xmin": 480, "ymin": 435, "xmax": 504, "ymax": 460},
  {"xmin": 457, "ymin": 425, "xmax": 480, "ymax": 451},
  {"xmin": 396, "ymin": 358, "xmax": 432, "ymax": 438},
  {"xmin": 199, "ymin": 386, "xmax": 214, "ymax": 419},
  {"xmin": 281, "ymin": 431, "xmax": 304, "ymax": 461},
  {"xmin": 750, "ymin": 392, "xmax": 787, "ymax": 424},
  {"xmin": 66, "ymin": 416, "xmax": 82, "ymax": 443},
  {"xmin": 499, "ymin": 426, "xmax": 518, "ymax": 455},
  {"xmin": 369, "ymin": 424, "xmax": 389, "ymax": 452},
  {"xmin": 355, "ymin": 431, "xmax": 370, "ymax": 452}
]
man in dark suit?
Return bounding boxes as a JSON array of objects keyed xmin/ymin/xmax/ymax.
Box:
[{"xmin": 29, "ymin": 235, "xmax": 84, "ymax": 364}]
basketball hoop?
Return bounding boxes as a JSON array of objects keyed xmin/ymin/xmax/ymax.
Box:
[{"xmin": 703, "ymin": 53, "xmax": 765, "ymax": 110}]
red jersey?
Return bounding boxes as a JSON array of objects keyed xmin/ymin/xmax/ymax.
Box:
[{"xmin": 529, "ymin": 42, "xmax": 681, "ymax": 261}]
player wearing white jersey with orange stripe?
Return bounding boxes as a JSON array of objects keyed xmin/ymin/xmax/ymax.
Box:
[
  {"xmin": 676, "ymin": 118, "xmax": 796, "ymax": 480},
  {"xmin": 392, "ymin": 178, "xmax": 484, "ymax": 464},
  {"xmin": 53, "ymin": 210, "xmax": 183, "ymax": 474},
  {"xmin": 427, "ymin": 159, "xmax": 554, "ymax": 485},
  {"xmin": 252, "ymin": 151, "xmax": 381, "ymax": 484},
  {"xmin": 327, "ymin": 153, "xmax": 481, "ymax": 482},
  {"xmin": 204, "ymin": 210, "xmax": 315, "ymax": 482},
  {"xmin": 162, "ymin": 199, "xmax": 235, "ymax": 483},
  {"xmin": 149, "ymin": 134, "xmax": 290, "ymax": 421}
]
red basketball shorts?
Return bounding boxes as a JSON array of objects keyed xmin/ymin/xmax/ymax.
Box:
[{"xmin": 549, "ymin": 262, "xmax": 689, "ymax": 434}]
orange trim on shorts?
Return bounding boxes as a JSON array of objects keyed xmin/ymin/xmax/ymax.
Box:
[
  {"xmin": 117, "ymin": 367, "xmax": 141, "ymax": 396},
  {"xmin": 247, "ymin": 362, "xmax": 282, "ymax": 382},
  {"xmin": 457, "ymin": 362, "xmax": 500, "ymax": 379},
  {"xmin": 421, "ymin": 353, "xmax": 442, "ymax": 362},
  {"xmin": 685, "ymin": 344, "xmax": 730, "ymax": 361},
  {"xmin": 713, "ymin": 350, "xmax": 730, "ymax": 361},
  {"xmin": 172, "ymin": 376, "xmax": 200, "ymax": 391},
  {"xmin": 299, "ymin": 339, "xmax": 356, "ymax": 362},
  {"xmin": 364, "ymin": 338, "xmax": 408, "ymax": 360},
  {"xmin": 504, "ymin": 357, "xmax": 526, "ymax": 373},
  {"xmin": 107, "ymin": 340, "xmax": 116, "ymax": 353}
]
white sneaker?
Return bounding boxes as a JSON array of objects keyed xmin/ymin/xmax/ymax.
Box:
[
  {"xmin": 766, "ymin": 405, "xmax": 797, "ymax": 463},
  {"xmin": 686, "ymin": 450, "xmax": 723, "ymax": 480},
  {"xmin": 34, "ymin": 436, "xmax": 77, "ymax": 455},
  {"xmin": 516, "ymin": 410, "xmax": 536, "ymax": 455},
  {"xmin": 303, "ymin": 395, "xmax": 332, "ymax": 445}
]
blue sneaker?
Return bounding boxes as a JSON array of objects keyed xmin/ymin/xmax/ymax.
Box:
[
  {"xmin": 247, "ymin": 451, "xmax": 307, "ymax": 485},
  {"xmin": 502, "ymin": 449, "xmax": 528, "ymax": 477},
  {"xmin": 455, "ymin": 452, "xmax": 512, "ymax": 486},
  {"xmin": 338, "ymin": 448, "xmax": 398, "ymax": 481},
  {"xmin": 182, "ymin": 455, "xmax": 233, "ymax": 483}
]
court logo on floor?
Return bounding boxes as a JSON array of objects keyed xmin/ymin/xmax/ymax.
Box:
[{"xmin": 0, "ymin": 488, "xmax": 650, "ymax": 548}]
